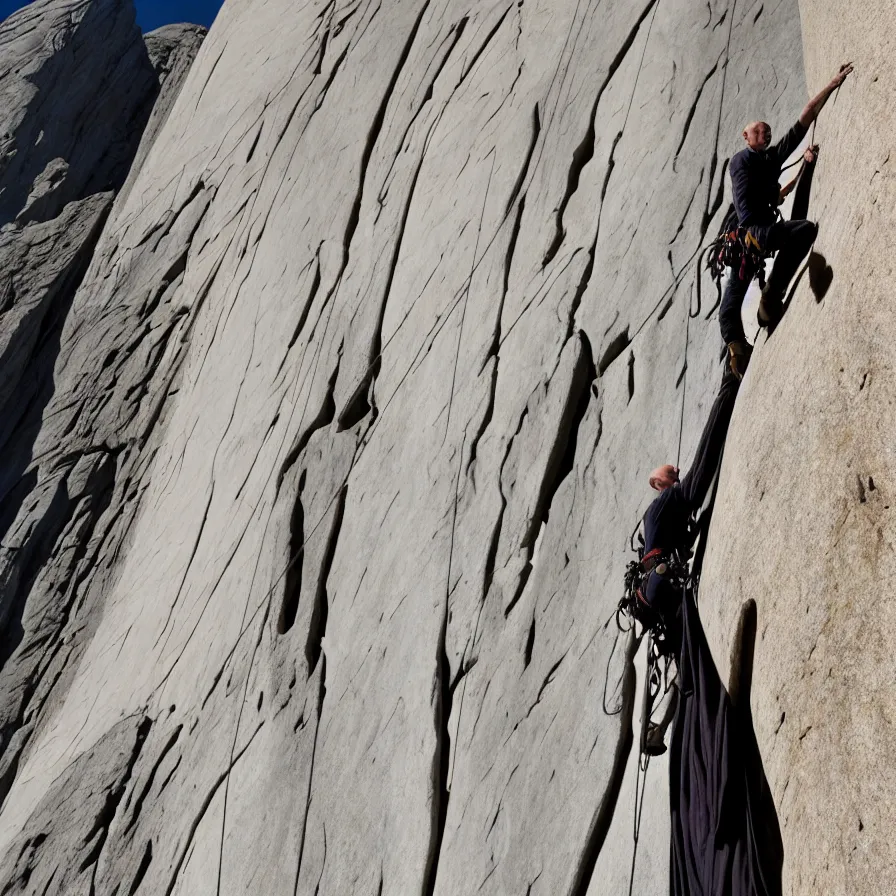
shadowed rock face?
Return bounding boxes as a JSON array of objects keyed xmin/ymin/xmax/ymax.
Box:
[
  {"xmin": 0, "ymin": 0, "xmax": 158, "ymax": 227},
  {"xmin": 10, "ymin": 0, "xmax": 883, "ymax": 893},
  {"xmin": 0, "ymin": 0, "xmax": 206, "ymax": 856}
]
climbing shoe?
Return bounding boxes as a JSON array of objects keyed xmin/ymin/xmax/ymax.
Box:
[
  {"xmin": 643, "ymin": 722, "xmax": 668, "ymax": 757},
  {"xmin": 727, "ymin": 340, "xmax": 752, "ymax": 380},
  {"xmin": 757, "ymin": 290, "xmax": 784, "ymax": 332}
]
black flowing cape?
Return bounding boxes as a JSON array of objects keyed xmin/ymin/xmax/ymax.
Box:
[{"xmin": 669, "ymin": 592, "xmax": 783, "ymax": 896}]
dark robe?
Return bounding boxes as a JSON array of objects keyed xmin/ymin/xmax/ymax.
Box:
[{"xmin": 669, "ymin": 592, "xmax": 784, "ymax": 896}]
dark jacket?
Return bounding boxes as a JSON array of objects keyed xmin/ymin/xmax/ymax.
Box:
[
  {"xmin": 729, "ymin": 120, "xmax": 808, "ymax": 246},
  {"xmin": 641, "ymin": 369, "xmax": 740, "ymax": 609}
]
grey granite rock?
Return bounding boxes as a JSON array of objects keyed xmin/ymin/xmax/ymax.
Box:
[
  {"xmin": 0, "ymin": 0, "xmax": 884, "ymax": 893},
  {"xmin": 0, "ymin": 194, "xmax": 112, "ymax": 436},
  {"xmin": 115, "ymin": 24, "xmax": 208, "ymax": 208},
  {"xmin": 698, "ymin": 2, "xmax": 896, "ymax": 892},
  {"xmin": 0, "ymin": 0, "xmax": 205, "ymax": 825},
  {"xmin": 0, "ymin": 0, "xmax": 157, "ymax": 227}
]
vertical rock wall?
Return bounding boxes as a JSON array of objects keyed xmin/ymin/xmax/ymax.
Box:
[
  {"xmin": 0, "ymin": 0, "xmax": 856, "ymax": 893},
  {"xmin": 700, "ymin": 2, "xmax": 896, "ymax": 892},
  {"xmin": 0, "ymin": 0, "xmax": 205, "ymax": 851}
]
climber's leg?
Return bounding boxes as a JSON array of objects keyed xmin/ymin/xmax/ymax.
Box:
[
  {"xmin": 678, "ymin": 366, "xmax": 740, "ymax": 507},
  {"xmin": 763, "ymin": 219, "xmax": 818, "ymax": 302},
  {"xmin": 719, "ymin": 268, "xmax": 752, "ymax": 346},
  {"xmin": 719, "ymin": 271, "xmax": 753, "ymax": 378}
]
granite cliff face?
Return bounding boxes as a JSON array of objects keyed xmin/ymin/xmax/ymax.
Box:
[
  {"xmin": 0, "ymin": 0, "xmax": 204, "ymax": 845},
  {"xmin": 700, "ymin": 2, "xmax": 896, "ymax": 893},
  {"xmin": 0, "ymin": 0, "xmax": 890, "ymax": 892}
]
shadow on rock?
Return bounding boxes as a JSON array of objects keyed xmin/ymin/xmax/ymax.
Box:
[{"xmin": 808, "ymin": 251, "xmax": 834, "ymax": 301}]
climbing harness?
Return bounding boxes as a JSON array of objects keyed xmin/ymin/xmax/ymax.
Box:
[
  {"xmin": 707, "ymin": 216, "xmax": 772, "ymax": 296},
  {"xmin": 618, "ymin": 542, "xmax": 691, "ymax": 650}
]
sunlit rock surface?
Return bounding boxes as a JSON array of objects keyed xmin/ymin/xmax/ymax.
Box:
[
  {"xmin": 9, "ymin": 0, "xmax": 887, "ymax": 892},
  {"xmin": 700, "ymin": 2, "xmax": 896, "ymax": 893}
]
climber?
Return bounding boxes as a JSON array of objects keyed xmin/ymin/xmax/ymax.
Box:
[
  {"xmin": 624, "ymin": 366, "xmax": 739, "ymax": 757},
  {"xmin": 721, "ymin": 62, "xmax": 854, "ymax": 378},
  {"xmin": 640, "ymin": 365, "xmax": 739, "ymax": 616}
]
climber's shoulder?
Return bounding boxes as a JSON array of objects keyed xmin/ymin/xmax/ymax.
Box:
[{"xmin": 730, "ymin": 146, "xmax": 758, "ymax": 170}]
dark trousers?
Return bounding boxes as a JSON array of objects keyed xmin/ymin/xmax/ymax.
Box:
[
  {"xmin": 678, "ymin": 365, "xmax": 739, "ymax": 507},
  {"xmin": 718, "ymin": 218, "xmax": 819, "ymax": 344}
]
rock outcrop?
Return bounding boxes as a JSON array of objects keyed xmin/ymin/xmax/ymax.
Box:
[
  {"xmin": 0, "ymin": 0, "xmax": 206, "ymax": 830},
  {"xmin": 0, "ymin": 0, "xmax": 157, "ymax": 226},
  {"xmin": 0, "ymin": 0, "xmax": 890, "ymax": 893},
  {"xmin": 117, "ymin": 24, "xmax": 208, "ymax": 207}
]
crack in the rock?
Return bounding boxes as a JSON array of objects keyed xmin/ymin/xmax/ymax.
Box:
[
  {"xmin": 341, "ymin": 0, "xmax": 431, "ymax": 271},
  {"xmin": 466, "ymin": 188, "xmax": 520, "ymax": 468},
  {"xmin": 524, "ymin": 616, "xmax": 536, "ymax": 668},
  {"xmin": 137, "ymin": 253, "xmax": 225, "ymax": 450},
  {"xmin": 376, "ymin": 16, "xmax": 469, "ymax": 206},
  {"xmin": 145, "ymin": 180, "xmax": 209, "ymax": 251},
  {"xmin": 456, "ymin": 5, "xmax": 512, "ymax": 86},
  {"xmin": 519, "ymin": 652, "xmax": 568, "ymax": 729},
  {"xmin": 569, "ymin": 633, "xmax": 637, "ymax": 896},
  {"xmin": 277, "ymin": 344, "xmax": 341, "ymax": 491},
  {"xmin": 277, "ymin": 471, "xmax": 307, "ymax": 636},
  {"xmin": 127, "ymin": 839, "xmax": 153, "ymax": 896},
  {"xmin": 668, "ymin": 171, "xmax": 704, "ymax": 245},
  {"xmin": 122, "ymin": 728, "xmax": 183, "ymax": 835},
  {"xmin": 504, "ymin": 333, "xmax": 596, "ymax": 617},
  {"xmin": 597, "ymin": 326, "xmax": 631, "ymax": 375},
  {"xmin": 542, "ymin": 0, "xmax": 660, "ymax": 267},
  {"xmin": 292, "ymin": 661, "xmax": 326, "ymax": 896},
  {"xmin": 445, "ymin": 152, "xmax": 496, "ymax": 439},
  {"xmin": 191, "ymin": 43, "xmax": 227, "ymax": 119},
  {"xmin": 306, "ymin": 484, "xmax": 346, "ymax": 674},
  {"xmin": 701, "ymin": 154, "xmax": 729, "ymax": 241},
  {"xmin": 81, "ymin": 717, "xmax": 153, "ymax": 893},
  {"xmin": 672, "ymin": 54, "xmax": 723, "ymax": 171},
  {"xmin": 506, "ymin": 105, "xmax": 539, "ymax": 214},
  {"xmin": 701, "ymin": 0, "xmax": 737, "ymax": 240},
  {"xmin": 163, "ymin": 721, "xmax": 264, "ymax": 896}
]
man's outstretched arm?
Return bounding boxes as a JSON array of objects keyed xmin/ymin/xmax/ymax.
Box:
[
  {"xmin": 678, "ymin": 370, "xmax": 740, "ymax": 510},
  {"xmin": 799, "ymin": 63, "xmax": 854, "ymax": 126}
]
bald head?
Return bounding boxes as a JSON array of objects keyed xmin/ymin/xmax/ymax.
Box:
[
  {"xmin": 743, "ymin": 121, "xmax": 772, "ymax": 152},
  {"xmin": 649, "ymin": 464, "xmax": 680, "ymax": 492}
]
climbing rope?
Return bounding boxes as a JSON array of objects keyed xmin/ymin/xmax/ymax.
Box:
[
  {"xmin": 627, "ymin": 742, "xmax": 652, "ymax": 895},
  {"xmin": 675, "ymin": 294, "xmax": 692, "ymax": 468}
]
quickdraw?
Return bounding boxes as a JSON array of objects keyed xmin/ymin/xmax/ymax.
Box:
[{"xmin": 708, "ymin": 224, "xmax": 769, "ymax": 291}]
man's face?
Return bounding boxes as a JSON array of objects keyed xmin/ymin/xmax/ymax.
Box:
[{"xmin": 743, "ymin": 121, "xmax": 772, "ymax": 151}]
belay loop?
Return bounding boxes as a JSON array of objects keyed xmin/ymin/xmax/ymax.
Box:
[{"xmin": 696, "ymin": 206, "xmax": 779, "ymax": 317}]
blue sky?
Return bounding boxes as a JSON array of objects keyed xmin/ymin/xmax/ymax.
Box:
[{"xmin": 0, "ymin": 0, "xmax": 224, "ymax": 31}]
